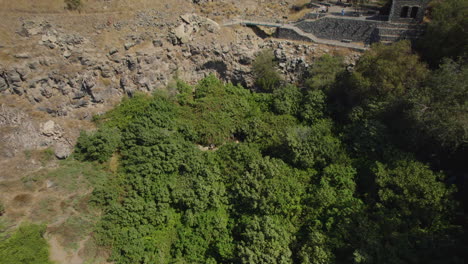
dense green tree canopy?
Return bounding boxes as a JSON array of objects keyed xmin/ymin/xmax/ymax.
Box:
[
  {"xmin": 348, "ymin": 41, "xmax": 428, "ymax": 104},
  {"xmin": 71, "ymin": 41, "xmax": 465, "ymax": 263},
  {"xmin": 418, "ymin": 0, "xmax": 468, "ymax": 67},
  {"xmin": 407, "ymin": 59, "xmax": 468, "ymax": 151}
]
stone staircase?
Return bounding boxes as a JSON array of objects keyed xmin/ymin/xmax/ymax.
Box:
[{"xmin": 377, "ymin": 23, "xmax": 425, "ymax": 43}]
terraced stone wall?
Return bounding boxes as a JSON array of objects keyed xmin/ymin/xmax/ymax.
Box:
[
  {"xmin": 295, "ymin": 17, "xmax": 385, "ymax": 44},
  {"xmin": 275, "ymin": 28, "xmax": 312, "ymax": 42}
]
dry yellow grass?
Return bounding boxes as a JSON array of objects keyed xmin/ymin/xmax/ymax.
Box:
[
  {"xmin": 0, "ymin": 0, "xmax": 190, "ymax": 14},
  {"xmin": 0, "ymin": 0, "xmax": 65, "ymax": 13},
  {"xmin": 288, "ymin": 8, "xmax": 313, "ymax": 21}
]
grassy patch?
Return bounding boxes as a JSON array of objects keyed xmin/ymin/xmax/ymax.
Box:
[
  {"xmin": 30, "ymin": 197, "xmax": 59, "ymax": 223},
  {"xmin": 25, "ymin": 159, "xmax": 111, "ymax": 192},
  {"xmin": 0, "ymin": 223, "xmax": 52, "ymax": 264},
  {"xmin": 51, "ymin": 215, "xmax": 95, "ymax": 250},
  {"xmin": 40, "ymin": 148, "xmax": 55, "ymax": 165}
]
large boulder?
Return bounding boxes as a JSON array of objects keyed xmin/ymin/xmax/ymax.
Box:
[{"xmin": 173, "ymin": 24, "xmax": 191, "ymax": 44}]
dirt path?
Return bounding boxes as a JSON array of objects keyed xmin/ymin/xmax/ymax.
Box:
[{"xmin": 48, "ymin": 235, "xmax": 84, "ymax": 264}]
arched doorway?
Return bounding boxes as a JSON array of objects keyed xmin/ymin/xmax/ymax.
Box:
[
  {"xmin": 400, "ymin": 6, "xmax": 409, "ymax": 18},
  {"xmin": 410, "ymin": 6, "xmax": 419, "ymax": 18}
]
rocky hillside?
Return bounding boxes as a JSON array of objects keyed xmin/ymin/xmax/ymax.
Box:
[
  {"xmin": 0, "ymin": 0, "xmax": 359, "ymax": 160},
  {"xmin": 0, "ymin": 1, "xmax": 360, "ymax": 261}
]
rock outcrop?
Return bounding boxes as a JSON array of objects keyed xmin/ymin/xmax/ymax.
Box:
[{"xmin": 0, "ymin": 13, "xmax": 360, "ymax": 159}]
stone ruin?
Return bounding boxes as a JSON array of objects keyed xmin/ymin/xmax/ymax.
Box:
[
  {"xmin": 389, "ymin": 0, "xmax": 429, "ymax": 23},
  {"xmin": 234, "ymin": 0, "xmax": 431, "ymax": 48}
]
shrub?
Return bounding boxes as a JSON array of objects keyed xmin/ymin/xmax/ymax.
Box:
[
  {"xmin": 74, "ymin": 127, "xmax": 122, "ymax": 163},
  {"xmin": 272, "ymin": 84, "xmax": 302, "ymax": 116},
  {"xmin": 252, "ymin": 49, "xmax": 282, "ymax": 92},
  {"xmin": 305, "ymin": 54, "xmax": 345, "ymax": 92},
  {"xmin": 0, "ymin": 202, "xmax": 4, "ymax": 216},
  {"xmin": 64, "ymin": 0, "xmax": 82, "ymax": 10},
  {"xmin": 0, "ymin": 224, "xmax": 52, "ymax": 264}
]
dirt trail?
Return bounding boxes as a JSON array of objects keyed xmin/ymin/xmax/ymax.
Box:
[{"xmin": 48, "ymin": 235, "xmax": 85, "ymax": 264}]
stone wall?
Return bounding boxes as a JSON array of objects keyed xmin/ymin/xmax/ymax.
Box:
[
  {"xmin": 275, "ymin": 28, "xmax": 312, "ymax": 42},
  {"xmin": 389, "ymin": 0, "xmax": 429, "ymax": 23},
  {"xmin": 295, "ymin": 17, "xmax": 385, "ymax": 44},
  {"xmin": 302, "ymin": 13, "xmax": 327, "ymax": 20}
]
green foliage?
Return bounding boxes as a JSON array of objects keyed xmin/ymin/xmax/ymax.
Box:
[
  {"xmin": 194, "ymin": 73, "xmax": 224, "ymax": 99},
  {"xmin": 298, "ymin": 230, "xmax": 334, "ymax": 264},
  {"xmin": 300, "ymin": 89, "xmax": 327, "ymax": 124},
  {"xmin": 64, "ymin": 0, "xmax": 82, "ymax": 10},
  {"xmin": 284, "ymin": 120, "xmax": 343, "ymax": 169},
  {"xmin": 95, "ymin": 93, "xmax": 153, "ymax": 130},
  {"xmin": 230, "ymin": 156, "xmax": 306, "ymax": 216},
  {"xmin": 252, "ymin": 49, "xmax": 282, "ymax": 91},
  {"xmin": 175, "ymin": 79, "xmax": 194, "ymax": 105},
  {"xmin": 299, "ymin": 164, "xmax": 363, "ymax": 263},
  {"xmin": 348, "ymin": 159, "xmax": 462, "ymax": 264},
  {"xmin": 374, "ymin": 159, "xmax": 454, "ymax": 227},
  {"xmin": 407, "ymin": 58, "xmax": 468, "ymax": 151},
  {"xmin": 235, "ymin": 113, "xmax": 297, "ymax": 152},
  {"xmin": 272, "ymin": 84, "xmax": 302, "ymax": 116},
  {"xmin": 0, "ymin": 224, "xmax": 52, "ymax": 264},
  {"xmin": 75, "ymin": 126, "xmax": 121, "ymax": 163},
  {"xmin": 237, "ymin": 216, "xmax": 295, "ymax": 264},
  {"xmin": 306, "ymin": 54, "xmax": 345, "ymax": 92},
  {"xmin": 349, "ymin": 41, "xmax": 428, "ymax": 104},
  {"xmin": 418, "ymin": 0, "xmax": 468, "ymax": 67},
  {"xmin": 72, "ymin": 72, "xmax": 463, "ymax": 264}
]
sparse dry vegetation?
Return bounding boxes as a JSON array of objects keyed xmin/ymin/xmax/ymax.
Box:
[
  {"xmin": 64, "ymin": 0, "xmax": 82, "ymax": 11},
  {"xmin": 0, "ymin": 202, "xmax": 4, "ymax": 216}
]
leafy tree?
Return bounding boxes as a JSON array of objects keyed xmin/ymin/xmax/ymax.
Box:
[
  {"xmin": 284, "ymin": 120, "xmax": 343, "ymax": 169},
  {"xmin": 406, "ymin": 58, "xmax": 468, "ymax": 151},
  {"xmin": 348, "ymin": 41, "xmax": 428, "ymax": 105},
  {"xmin": 96, "ymin": 93, "xmax": 153, "ymax": 130},
  {"xmin": 230, "ymin": 156, "xmax": 305, "ymax": 216},
  {"xmin": 272, "ymin": 84, "xmax": 302, "ymax": 116},
  {"xmin": 74, "ymin": 74, "xmax": 464, "ymax": 264},
  {"xmin": 374, "ymin": 160, "xmax": 455, "ymax": 228},
  {"xmin": 0, "ymin": 224, "xmax": 52, "ymax": 264},
  {"xmin": 167, "ymin": 78, "xmax": 193, "ymax": 105},
  {"xmin": 236, "ymin": 216, "xmax": 295, "ymax": 264},
  {"xmin": 343, "ymin": 115, "xmax": 391, "ymax": 157},
  {"xmin": 300, "ymin": 89, "xmax": 327, "ymax": 124},
  {"xmin": 306, "ymin": 54, "xmax": 345, "ymax": 92},
  {"xmin": 172, "ymin": 208, "xmax": 232, "ymax": 263},
  {"xmin": 348, "ymin": 159, "xmax": 462, "ymax": 264},
  {"xmin": 75, "ymin": 126, "xmax": 121, "ymax": 163},
  {"xmin": 300, "ymin": 164, "xmax": 363, "ymax": 263},
  {"xmin": 418, "ymin": 0, "xmax": 468, "ymax": 67},
  {"xmin": 298, "ymin": 230, "xmax": 334, "ymax": 264},
  {"xmin": 194, "ymin": 74, "xmax": 225, "ymax": 99},
  {"xmin": 235, "ymin": 113, "xmax": 297, "ymax": 153},
  {"xmin": 252, "ymin": 49, "xmax": 282, "ymax": 91}
]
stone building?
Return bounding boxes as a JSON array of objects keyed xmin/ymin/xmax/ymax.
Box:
[
  {"xmin": 389, "ymin": 0, "xmax": 430, "ymax": 23},
  {"xmin": 235, "ymin": 0, "xmax": 431, "ymax": 48}
]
